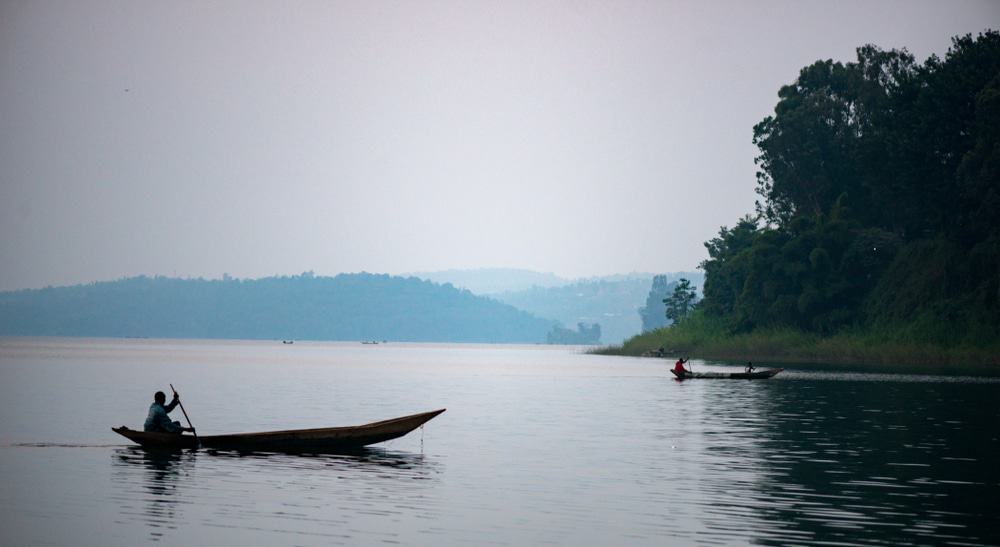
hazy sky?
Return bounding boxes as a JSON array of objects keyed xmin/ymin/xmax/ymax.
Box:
[{"xmin": 1, "ymin": 1, "xmax": 997, "ymax": 290}]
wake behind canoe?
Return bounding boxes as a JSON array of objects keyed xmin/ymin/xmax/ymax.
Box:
[
  {"xmin": 671, "ymin": 368, "xmax": 783, "ymax": 380},
  {"xmin": 113, "ymin": 408, "xmax": 445, "ymax": 452}
]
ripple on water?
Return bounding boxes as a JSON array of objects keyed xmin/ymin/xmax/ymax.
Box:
[{"xmin": 107, "ymin": 446, "xmax": 443, "ymax": 543}]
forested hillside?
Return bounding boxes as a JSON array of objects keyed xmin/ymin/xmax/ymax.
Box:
[
  {"xmin": 0, "ymin": 273, "xmax": 556, "ymax": 343},
  {"xmin": 615, "ymin": 32, "xmax": 1000, "ymax": 363},
  {"xmin": 709, "ymin": 32, "xmax": 999, "ymax": 342}
]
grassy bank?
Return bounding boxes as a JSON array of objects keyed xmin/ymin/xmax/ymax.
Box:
[{"xmin": 593, "ymin": 312, "xmax": 1000, "ymax": 370}]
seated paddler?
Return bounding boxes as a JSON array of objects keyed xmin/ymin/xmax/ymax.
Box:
[{"xmin": 144, "ymin": 390, "xmax": 195, "ymax": 434}]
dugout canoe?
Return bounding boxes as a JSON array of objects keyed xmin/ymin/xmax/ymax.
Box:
[
  {"xmin": 112, "ymin": 408, "xmax": 445, "ymax": 452},
  {"xmin": 671, "ymin": 368, "xmax": 784, "ymax": 380}
]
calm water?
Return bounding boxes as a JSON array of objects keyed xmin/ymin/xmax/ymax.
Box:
[{"xmin": 1, "ymin": 338, "xmax": 998, "ymax": 546}]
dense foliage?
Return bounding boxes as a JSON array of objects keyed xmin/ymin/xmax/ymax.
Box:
[
  {"xmin": 700, "ymin": 32, "xmax": 1000, "ymax": 346},
  {"xmin": 0, "ymin": 273, "xmax": 556, "ymax": 343}
]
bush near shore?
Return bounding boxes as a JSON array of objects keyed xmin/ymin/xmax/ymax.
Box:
[{"xmin": 593, "ymin": 311, "xmax": 1000, "ymax": 369}]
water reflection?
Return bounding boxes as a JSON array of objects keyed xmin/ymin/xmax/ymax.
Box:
[
  {"xmin": 111, "ymin": 448, "xmax": 194, "ymax": 541},
  {"xmin": 683, "ymin": 378, "xmax": 783, "ymax": 543},
  {"xmin": 681, "ymin": 376, "xmax": 1000, "ymax": 546},
  {"xmin": 110, "ymin": 446, "xmax": 440, "ymax": 542}
]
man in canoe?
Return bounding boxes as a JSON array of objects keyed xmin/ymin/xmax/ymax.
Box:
[
  {"xmin": 144, "ymin": 390, "xmax": 195, "ymax": 434},
  {"xmin": 673, "ymin": 357, "xmax": 691, "ymax": 375}
]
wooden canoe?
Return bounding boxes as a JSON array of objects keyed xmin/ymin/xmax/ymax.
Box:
[
  {"xmin": 112, "ymin": 408, "xmax": 445, "ymax": 452},
  {"xmin": 671, "ymin": 368, "xmax": 784, "ymax": 380}
]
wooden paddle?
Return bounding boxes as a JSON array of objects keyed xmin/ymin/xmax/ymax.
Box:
[{"xmin": 169, "ymin": 383, "xmax": 198, "ymax": 446}]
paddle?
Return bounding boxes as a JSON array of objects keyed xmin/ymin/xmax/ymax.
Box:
[{"xmin": 169, "ymin": 383, "xmax": 198, "ymax": 447}]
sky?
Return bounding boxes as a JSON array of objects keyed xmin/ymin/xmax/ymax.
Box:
[{"xmin": 1, "ymin": 1, "xmax": 997, "ymax": 291}]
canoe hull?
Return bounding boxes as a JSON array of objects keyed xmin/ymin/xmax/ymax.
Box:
[
  {"xmin": 671, "ymin": 368, "xmax": 783, "ymax": 380},
  {"xmin": 113, "ymin": 408, "xmax": 445, "ymax": 452}
]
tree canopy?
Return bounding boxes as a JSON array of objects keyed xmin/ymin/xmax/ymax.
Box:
[{"xmin": 699, "ymin": 31, "xmax": 1000, "ymax": 344}]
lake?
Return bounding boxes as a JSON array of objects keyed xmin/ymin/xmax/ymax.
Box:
[{"xmin": 1, "ymin": 337, "xmax": 998, "ymax": 546}]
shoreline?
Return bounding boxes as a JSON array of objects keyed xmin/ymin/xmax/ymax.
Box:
[{"xmin": 592, "ymin": 324, "xmax": 1000, "ymax": 374}]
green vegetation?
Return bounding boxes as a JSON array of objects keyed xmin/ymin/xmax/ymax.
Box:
[
  {"xmin": 595, "ymin": 310, "xmax": 1000, "ymax": 367},
  {"xmin": 605, "ymin": 32, "xmax": 1000, "ymax": 367}
]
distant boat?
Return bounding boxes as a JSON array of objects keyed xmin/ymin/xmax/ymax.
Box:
[
  {"xmin": 671, "ymin": 368, "xmax": 784, "ymax": 380},
  {"xmin": 112, "ymin": 409, "xmax": 446, "ymax": 452},
  {"xmin": 361, "ymin": 340, "xmax": 379, "ymax": 345},
  {"xmin": 282, "ymin": 340, "xmax": 294, "ymax": 344}
]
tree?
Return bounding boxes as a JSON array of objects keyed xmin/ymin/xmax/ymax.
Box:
[
  {"xmin": 639, "ymin": 275, "xmax": 674, "ymax": 331},
  {"xmin": 694, "ymin": 31, "xmax": 1000, "ymax": 343},
  {"xmin": 664, "ymin": 278, "xmax": 698, "ymax": 324},
  {"xmin": 752, "ymin": 46, "xmax": 919, "ymax": 230}
]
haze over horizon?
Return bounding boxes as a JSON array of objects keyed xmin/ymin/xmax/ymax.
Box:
[{"xmin": 2, "ymin": 1, "xmax": 997, "ymax": 291}]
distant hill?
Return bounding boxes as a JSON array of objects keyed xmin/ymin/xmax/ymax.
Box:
[
  {"xmin": 405, "ymin": 268, "xmax": 572, "ymax": 295},
  {"xmin": 408, "ymin": 269, "xmax": 703, "ymax": 344},
  {"xmin": 491, "ymin": 278, "xmax": 649, "ymax": 344},
  {"xmin": 0, "ymin": 273, "xmax": 556, "ymax": 343},
  {"xmin": 491, "ymin": 272, "xmax": 703, "ymax": 344},
  {"xmin": 408, "ymin": 269, "xmax": 677, "ymax": 295}
]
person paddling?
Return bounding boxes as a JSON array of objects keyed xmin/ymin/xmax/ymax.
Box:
[
  {"xmin": 144, "ymin": 390, "xmax": 196, "ymax": 434},
  {"xmin": 674, "ymin": 357, "xmax": 691, "ymax": 375},
  {"xmin": 745, "ymin": 361, "xmax": 756, "ymax": 374}
]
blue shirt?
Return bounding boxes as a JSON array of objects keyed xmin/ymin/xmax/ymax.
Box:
[{"xmin": 144, "ymin": 400, "xmax": 182, "ymax": 433}]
